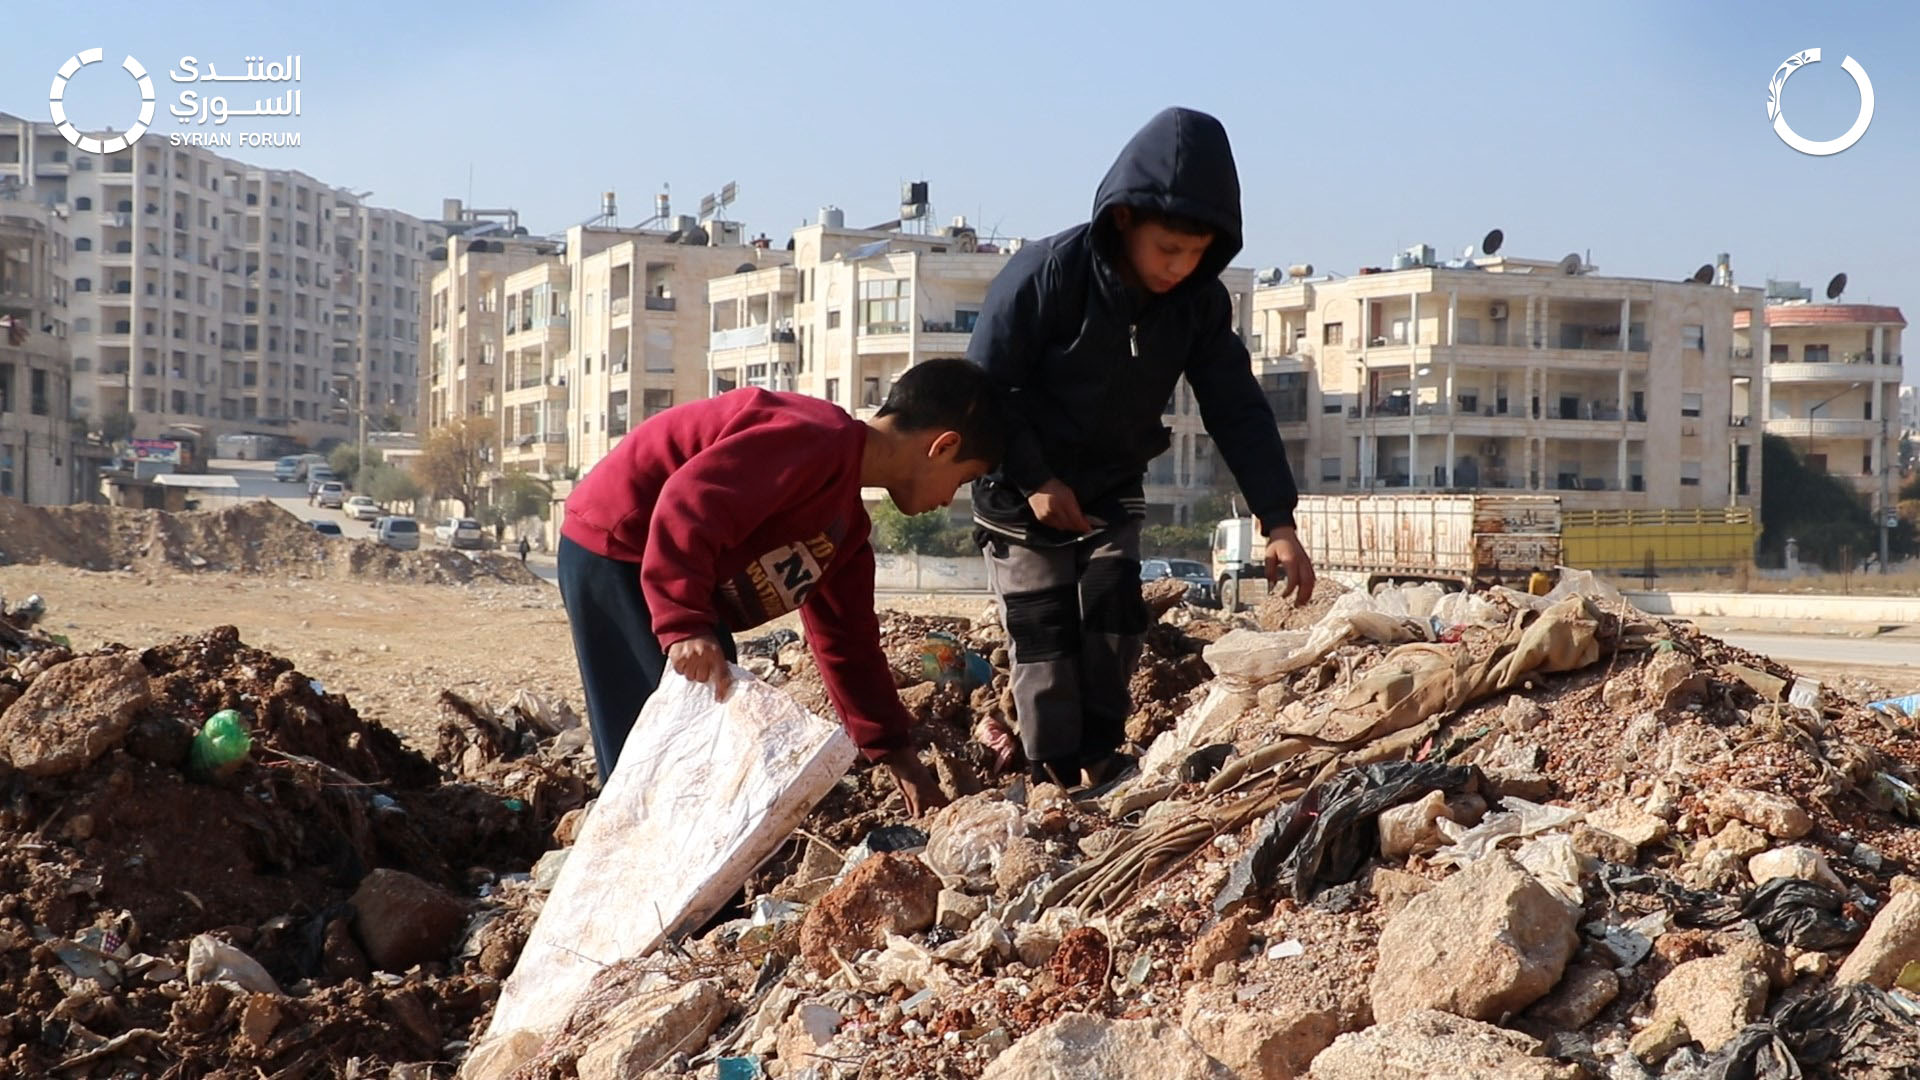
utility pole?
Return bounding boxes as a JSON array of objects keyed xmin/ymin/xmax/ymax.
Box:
[{"xmin": 1880, "ymin": 411, "xmax": 1892, "ymax": 574}]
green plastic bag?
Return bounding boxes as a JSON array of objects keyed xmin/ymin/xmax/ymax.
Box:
[{"xmin": 188, "ymin": 709, "xmax": 253, "ymax": 780}]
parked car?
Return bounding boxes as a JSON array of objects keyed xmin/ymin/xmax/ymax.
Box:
[
  {"xmin": 316, "ymin": 481, "xmax": 346, "ymax": 509},
  {"xmin": 309, "ymin": 520, "xmax": 343, "ymax": 537},
  {"xmin": 343, "ymin": 495, "xmax": 380, "ymax": 521},
  {"xmin": 307, "ymin": 467, "xmax": 338, "ymax": 495},
  {"xmin": 374, "ymin": 516, "xmax": 420, "ymax": 551},
  {"xmin": 433, "ymin": 516, "xmax": 486, "ymax": 550},
  {"xmin": 1140, "ymin": 557, "xmax": 1219, "ymax": 608}
]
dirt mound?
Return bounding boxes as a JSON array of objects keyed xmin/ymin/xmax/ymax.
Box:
[
  {"xmin": 0, "ymin": 498, "xmax": 541, "ymax": 586},
  {"xmin": 0, "ymin": 622, "xmax": 588, "ymax": 1077}
]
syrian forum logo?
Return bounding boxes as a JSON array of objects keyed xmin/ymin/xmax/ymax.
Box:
[
  {"xmin": 1767, "ymin": 48, "xmax": 1874, "ymax": 156},
  {"xmin": 50, "ymin": 48, "xmax": 302, "ymax": 152}
]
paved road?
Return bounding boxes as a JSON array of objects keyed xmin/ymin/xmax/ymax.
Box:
[{"xmin": 1717, "ymin": 633, "xmax": 1920, "ymax": 671}]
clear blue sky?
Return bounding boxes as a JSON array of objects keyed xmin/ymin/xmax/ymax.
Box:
[{"xmin": 10, "ymin": 0, "xmax": 1917, "ymax": 370}]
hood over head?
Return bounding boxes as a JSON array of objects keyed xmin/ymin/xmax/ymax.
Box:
[{"xmin": 1091, "ymin": 107, "xmax": 1244, "ymax": 290}]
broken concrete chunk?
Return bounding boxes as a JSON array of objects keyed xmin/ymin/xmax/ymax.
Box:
[
  {"xmin": 1748, "ymin": 845, "xmax": 1845, "ymax": 894},
  {"xmin": 575, "ymin": 979, "xmax": 726, "ymax": 1080},
  {"xmin": 936, "ymin": 889, "xmax": 987, "ymax": 934},
  {"xmin": 1308, "ymin": 1009, "xmax": 1579, "ymax": 1080},
  {"xmin": 982, "ymin": 1014, "xmax": 1233, "ymax": 1080},
  {"xmin": 1649, "ymin": 953, "xmax": 1770, "ymax": 1053},
  {"xmin": 1705, "ymin": 788, "xmax": 1812, "ymax": 840},
  {"xmin": 1586, "ymin": 799, "xmax": 1671, "ymax": 848},
  {"xmin": 1523, "ymin": 964, "xmax": 1620, "ymax": 1031},
  {"xmin": 1835, "ymin": 889, "xmax": 1920, "ymax": 989},
  {"xmin": 0, "ymin": 653, "xmax": 152, "ymax": 777},
  {"xmin": 798, "ymin": 852, "xmax": 939, "ymax": 974}
]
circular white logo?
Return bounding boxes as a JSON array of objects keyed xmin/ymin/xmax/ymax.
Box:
[
  {"xmin": 48, "ymin": 48, "xmax": 156, "ymax": 154},
  {"xmin": 1767, "ymin": 48, "xmax": 1874, "ymax": 157}
]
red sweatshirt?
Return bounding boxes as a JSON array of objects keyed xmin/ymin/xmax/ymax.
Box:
[{"xmin": 561, "ymin": 388, "xmax": 909, "ymax": 760}]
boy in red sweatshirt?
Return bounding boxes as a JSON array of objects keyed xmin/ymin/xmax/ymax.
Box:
[{"xmin": 557, "ymin": 357, "xmax": 1006, "ymax": 816}]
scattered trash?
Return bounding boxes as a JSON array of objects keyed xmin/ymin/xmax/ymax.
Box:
[{"xmin": 186, "ymin": 708, "xmax": 253, "ymax": 780}]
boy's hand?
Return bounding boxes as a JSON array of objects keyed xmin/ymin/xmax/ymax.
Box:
[
  {"xmin": 667, "ymin": 635, "xmax": 733, "ymax": 699},
  {"xmin": 879, "ymin": 748, "xmax": 949, "ymax": 817},
  {"xmin": 1028, "ymin": 479, "xmax": 1094, "ymax": 534},
  {"xmin": 1265, "ymin": 527, "xmax": 1317, "ymax": 605}
]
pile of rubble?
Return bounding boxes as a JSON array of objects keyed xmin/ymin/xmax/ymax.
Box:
[
  {"xmin": 0, "ymin": 595, "xmax": 592, "ymax": 1078},
  {"xmin": 481, "ymin": 575, "xmax": 1920, "ymax": 1080},
  {"xmin": 0, "ymin": 498, "xmax": 540, "ymax": 585}
]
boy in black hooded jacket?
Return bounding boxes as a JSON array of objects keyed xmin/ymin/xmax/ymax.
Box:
[{"xmin": 969, "ymin": 106, "xmax": 1316, "ymax": 787}]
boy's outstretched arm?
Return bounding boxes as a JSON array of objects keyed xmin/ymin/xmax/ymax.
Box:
[
  {"xmin": 801, "ymin": 540, "xmax": 950, "ymax": 817},
  {"xmin": 1186, "ymin": 286, "xmax": 1317, "ymax": 603}
]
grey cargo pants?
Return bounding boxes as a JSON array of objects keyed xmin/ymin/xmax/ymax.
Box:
[{"xmin": 983, "ymin": 518, "xmax": 1147, "ymax": 780}]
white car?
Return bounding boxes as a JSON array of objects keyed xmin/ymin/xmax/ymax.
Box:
[
  {"xmin": 433, "ymin": 517, "xmax": 485, "ymax": 550},
  {"xmin": 316, "ymin": 481, "xmax": 346, "ymax": 509},
  {"xmin": 374, "ymin": 516, "xmax": 420, "ymax": 551},
  {"xmin": 344, "ymin": 495, "xmax": 380, "ymax": 521}
]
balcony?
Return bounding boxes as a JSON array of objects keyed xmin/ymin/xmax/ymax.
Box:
[
  {"xmin": 643, "ymin": 295, "xmax": 676, "ymax": 313},
  {"xmin": 1766, "ymin": 356, "xmax": 1903, "ymax": 383},
  {"xmin": 1765, "ymin": 417, "xmax": 1879, "ymax": 438}
]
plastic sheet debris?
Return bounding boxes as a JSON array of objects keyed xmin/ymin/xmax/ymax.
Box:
[
  {"xmin": 922, "ymin": 795, "xmax": 1027, "ymax": 890},
  {"xmin": 1700, "ymin": 983, "xmax": 1920, "ymax": 1078},
  {"xmin": 864, "ymin": 825, "xmax": 930, "ymax": 854},
  {"xmin": 1868, "ymin": 693, "xmax": 1920, "ymax": 721},
  {"xmin": 1787, "ymin": 678, "xmax": 1823, "ymax": 712},
  {"xmin": 1214, "ymin": 761, "xmax": 1474, "ymax": 910},
  {"xmin": 1583, "ymin": 910, "xmax": 1672, "ymax": 969},
  {"xmin": 1430, "ymin": 796, "xmax": 1583, "ymax": 869},
  {"xmin": 1266, "ymin": 939, "xmax": 1305, "ymax": 960},
  {"xmin": 1740, "ymin": 877, "xmax": 1864, "ymax": 951},
  {"xmin": 1514, "ymin": 833, "xmax": 1585, "ymax": 907},
  {"xmin": 185, "ymin": 933, "xmax": 281, "ymax": 996}
]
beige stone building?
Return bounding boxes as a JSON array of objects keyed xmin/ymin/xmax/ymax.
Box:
[
  {"xmin": 1735, "ymin": 284, "xmax": 1904, "ymax": 507},
  {"xmin": 1249, "ymin": 248, "xmax": 1766, "ymax": 511},
  {"xmin": 0, "ymin": 196, "xmax": 91, "ymax": 502},
  {"xmin": 498, "ymin": 259, "xmax": 571, "ymax": 476},
  {"xmin": 0, "ymin": 112, "xmax": 426, "ymax": 446},
  {"xmin": 420, "ymin": 203, "xmax": 558, "ymax": 433}
]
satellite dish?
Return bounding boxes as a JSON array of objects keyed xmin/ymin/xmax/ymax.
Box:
[
  {"xmin": 1689, "ymin": 264, "xmax": 1714, "ymax": 284},
  {"xmin": 1481, "ymin": 228, "xmax": 1504, "ymax": 256},
  {"xmin": 1557, "ymin": 253, "xmax": 1582, "ymax": 275},
  {"xmin": 1826, "ymin": 273, "xmax": 1847, "ymax": 300}
]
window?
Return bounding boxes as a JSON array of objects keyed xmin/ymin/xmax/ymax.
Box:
[
  {"xmin": 75, "ymin": 197, "xmax": 92, "ymax": 211},
  {"xmin": 825, "ymin": 377, "xmax": 840, "ymax": 404},
  {"xmin": 1322, "ymin": 393, "xmax": 1344, "ymax": 416},
  {"xmin": 1455, "ymin": 317, "xmax": 1481, "ymax": 345},
  {"xmin": 862, "ymin": 376, "xmax": 882, "ymax": 408},
  {"xmin": 1681, "ymin": 325, "xmax": 1704, "ymax": 351},
  {"xmin": 75, "ymin": 237, "xmax": 92, "ymax": 251},
  {"xmin": 643, "ymin": 389, "xmax": 673, "ymax": 417},
  {"xmin": 827, "ymin": 309, "xmax": 842, "ymax": 330},
  {"xmin": 1804, "ymin": 344, "xmax": 1829, "ymax": 364},
  {"xmin": 1680, "ymin": 392, "xmax": 1702, "ymax": 418},
  {"xmin": 1680, "ymin": 462, "xmax": 1701, "ymax": 487},
  {"xmin": 1320, "ymin": 457, "xmax": 1341, "ymax": 484},
  {"xmin": 73, "ymin": 318, "xmax": 90, "ymax": 333},
  {"xmin": 30, "ymin": 370, "xmax": 49, "ymax": 415},
  {"xmin": 1323, "ymin": 322, "xmax": 1344, "ymax": 345},
  {"xmin": 1864, "ymin": 455, "xmax": 1874, "ymax": 476},
  {"xmin": 1770, "ymin": 343, "xmax": 1789, "ymax": 363},
  {"xmin": 75, "ymin": 277, "xmax": 91, "ymax": 292},
  {"xmin": 955, "ymin": 308, "xmax": 980, "ymax": 333},
  {"xmin": 860, "ymin": 278, "xmax": 911, "ymax": 334}
]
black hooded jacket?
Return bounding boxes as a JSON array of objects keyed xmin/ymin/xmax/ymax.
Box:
[{"xmin": 968, "ymin": 107, "xmax": 1300, "ymax": 546}]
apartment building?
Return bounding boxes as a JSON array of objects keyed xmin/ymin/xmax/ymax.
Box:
[
  {"xmin": 497, "ymin": 259, "xmax": 570, "ymax": 475},
  {"xmin": 564, "ymin": 219, "xmax": 786, "ymax": 469},
  {"xmin": 0, "ymin": 111, "xmax": 427, "ymax": 446},
  {"xmin": 420, "ymin": 205, "xmax": 558, "ymax": 433},
  {"xmin": 0, "ymin": 197, "xmax": 90, "ymax": 502},
  {"xmin": 1736, "ymin": 280, "xmax": 1904, "ymax": 506},
  {"xmin": 1249, "ymin": 247, "xmax": 1767, "ymax": 510}
]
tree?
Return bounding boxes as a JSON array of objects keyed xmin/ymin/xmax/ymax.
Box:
[
  {"xmin": 415, "ymin": 416, "xmax": 495, "ymax": 516},
  {"xmin": 871, "ymin": 502, "xmax": 973, "ymax": 555},
  {"xmin": 328, "ymin": 445, "xmax": 383, "ymax": 490},
  {"xmin": 364, "ymin": 464, "xmax": 421, "ymax": 509},
  {"xmin": 497, "ymin": 470, "xmax": 554, "ymax": 523},
  {"xmin": 1142, "ymin": 523, "xmax": 1211, "ymax": 559},
  {"xmin": 1759, "ymin": 434, "xmax": 1916, "ymax": 570},
  {"xmin": 98, "ymin": 410, "xmax": 136, "ymax": 444}
]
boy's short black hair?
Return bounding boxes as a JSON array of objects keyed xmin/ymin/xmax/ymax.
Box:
[
  {"xmin": 1116, "ymin": 205, "xmax": 1216, "ymax": 238},
  {"xmin": 875, "ymin": 357, "xmax": 1007, "ymax": 466}
]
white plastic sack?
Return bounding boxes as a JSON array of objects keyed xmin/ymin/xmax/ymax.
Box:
[
  {"xmin": 1432, "ymin": 591, "xmax": 1504, "ymax": 630},
  {"xmin": 922, "ymin": 794, "xmax": 1027, "ymax": 890},
  {"xmin": 482, "ymin": 667, "xmax": 857, "ymax": 1048},
  {"xmin": 1202, "ymin": 591, "xmax": 1426, "ymax": 692},
  {"xmin": 1430, "ymin": 797, "xmax": 1583, "ymax": 869}
]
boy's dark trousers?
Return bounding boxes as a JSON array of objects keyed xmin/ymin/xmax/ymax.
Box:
[
  {"xmin": 556, "ymin": 535, "xmax": 736, "ymax": 783},
  {"xmin": 982, "ymin": 518, "xmax": 1147, "ymax": 781}
]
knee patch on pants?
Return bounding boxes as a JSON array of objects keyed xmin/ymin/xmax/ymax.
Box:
[
  {"xmin": 1083, "ymin": 556, "xmax": 1149, "ymax": 636},
  {"xmin": 1004, "ymin": 584, "xmax": 1080, "ymax": 662}
]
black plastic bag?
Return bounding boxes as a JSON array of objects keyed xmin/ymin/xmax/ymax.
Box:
[{"xmin": 1741, "ymin": 877, "xmax": 1864, "ymax": 952}]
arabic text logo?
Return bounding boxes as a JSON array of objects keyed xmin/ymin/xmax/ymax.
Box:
[
  {"xmin": 49, "ymin": 48, "xmax": 156, "ymax": 153},
  {"xmin": 1767, "ymin": 49, "xmax": 1874, "ymax": 157}
]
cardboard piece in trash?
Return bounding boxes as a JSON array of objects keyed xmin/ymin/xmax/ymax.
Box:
[{"xmin": 481, "ymin": 667, "xmax": 856, "ymax": 1049}]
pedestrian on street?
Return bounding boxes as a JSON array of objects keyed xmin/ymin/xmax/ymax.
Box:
[{"xmin": 517, "ymin": 536, "xmax": 531, "ymax": 564}]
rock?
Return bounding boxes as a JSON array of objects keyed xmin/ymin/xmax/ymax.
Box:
[
  {"xmin": 774, "ymin": 1001, "xmax": 843, "ymax": 1075},
  {"xmin": 0, "ymin": 653, "xmax": 152, "ymax": 777},
  {"xmin": 1501, "ymin": 696, "xmax": 1546, "ymax": 733},
  {"xmin": 936, "ymin": 889, "xmax": 987, "ymax": 934},
  {"xmin": 799, "ymin": 852, "xmax": 940, "ymax": 974},
  {"xmin": 321, "ymin": 917, "xmax": 370, "ymax": 981},
  {"xmin": 349, "ymin": 869, "xmax": 468, "ymax": 973},
  {"xmin": 1644, "ymin": 652, "xmax": 1708, "ymax": 709},
  {"xmin": 1710, "ymin": 821, "xmax": 1770, "ymax": 859},
  {"xmin": 553, "ymin": 804, "xmax": 591, "ymax": 847},
  {"xmin": 1367, "ymin": 853, "xmax": 1579, "ymax": 1024},
  {"xmin": 575, "ymin": 979, "xmax": 727, "ymax": 1080},
  {"xmin": 238, "ymin": 993, "xmax": 283, "ymax": 1051},
  {"xmin": 1706, "ymin": 789, "xmax": 1812, "ymax": 840},
  {"xmin": 773, "ymin": 837, "xmax": 844, "ymax": 905},
  {"xmin": 1722, "ymin": 663, "xmax": 1787, "ymax": 701},
  {"xmin": 1481, "ymin": 767, "xmax": 1555, "ymax": 803},
  {"xmin": 981, "ymin": 1014, "xmax": 1233, "ymax": 1080},
  {"xmin": 1144, "ymin": 577, "xmax": 1191, "ymax": 617},
  {"xmin": 1629, "ymin": 1014, "xmax": 1690, "ymax": 1064},
  {"xmin": 1308, "ymin": 1009, "xmax": 1578, "ymax": 1080},
  {"xmin": 1748, "ymin": 846, "xmax": 1845, "ymax": 893},
  {"xmin": 1378, "ymin": 791, "xmax": 1455, "ymax": 861},
  {"xmin": 1571, "ymin": 824, "xmax": 1638, "ymax": 866},
  {"xmin": 1683, "ymin": 848, "xmax": 1749, "ymax": 892},
  {"xmin": 1523, "ymin": 964, "xmax": 1620, "ymax": 1030},
  {"xmin": 1078, "ymin": 829, "xmax": 1126, "ymax": 859},
  {"xmin": 1834, "ymin": 889, "xmax": 1920, "ymax": 989},
  {"xmin": 1186, "ymin": 913, "xmax": 1254, "ymax": 977},
  {"xmin": 1586, "ymin": 800, "xmax": 1670, "ymax": 848},
  {"xmin": 1367, "ymin": 867, "xmax": 1433, "ymax": 919},
  {"xmin": 1014, "ymin": 908, "xmax": 1083, "ymax": 968},
  {"xmin": 1258, "ymin": 682, "xmax": 1299, "ymax": 717},
  {"xmin": 994, "ymin": 836, "xmax": 1054, "ymax": 898},
  {"xmin": 1644, "ymin": 779, "xmax": 1681, "ymax": 821},
  {"xmin": 1182, "ymin": 984, "xmax": 1347, "ymax": 1079},
  {"xmin": 1602, "ymin": 675, "xmax": 1642, "ymax": 714},
  {"xmin": 1715, "ymin": 936, "xmax": 1792, "ymax": 991},
  {"xmin": 1792, "ymin": 950, "xmax": 1832, "ymax": 979},
  {"xmin": 1649, "ymin": 953, "xmax": 1770, "ymax": 1052},
  {"xmin": 460, "ymin": 1029, "xmax": 546, "ymax": 1080}
]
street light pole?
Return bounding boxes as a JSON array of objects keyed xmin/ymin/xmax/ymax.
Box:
[{"xmin": 1880, "ymin": 412, "xmax": 1892, "ymax": 574}]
